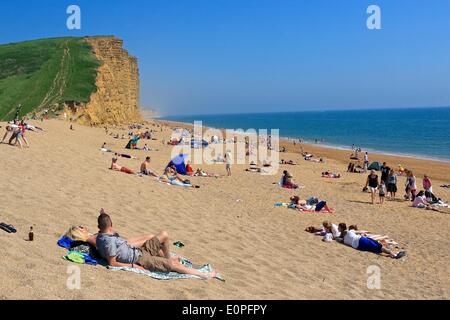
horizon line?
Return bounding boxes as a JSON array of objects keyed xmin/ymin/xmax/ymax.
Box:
[{"xmin": 151, "ymin": 105, "xmax": 450, "ymax": 118}]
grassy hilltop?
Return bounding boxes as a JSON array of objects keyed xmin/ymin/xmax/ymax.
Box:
[{"xmin": 0, "ymin": 37, "xmax": 100, "ymax": 120}]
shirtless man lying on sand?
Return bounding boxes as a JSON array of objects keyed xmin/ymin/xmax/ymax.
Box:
[{"xmin": 93, "ymin": 210, "xmax": 217, "ymax": 279}]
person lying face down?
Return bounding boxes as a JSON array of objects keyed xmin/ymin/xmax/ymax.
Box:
[
  {"xmin": 95, "ymin": 211, "xmax": 217, "ymax": 279},
  {"xmin": 336, "ymin": 224, "xmax": 406, "ymax": 259}
]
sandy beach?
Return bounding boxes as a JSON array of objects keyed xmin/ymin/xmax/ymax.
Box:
[{"xmin": 1, "ymin": 119, "xmax": 449, "ymax": 300}]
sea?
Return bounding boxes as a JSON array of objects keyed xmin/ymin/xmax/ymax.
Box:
[{"xmin": 159, "ymin": 107, "xmax": 450, "ymax": 162}]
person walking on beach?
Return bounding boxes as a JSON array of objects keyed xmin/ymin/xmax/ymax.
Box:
[
  {"xmin": 225, "ymin": 150, "xmax": 232, "ymax": 176},
  {"xmin": 378, "ymin": 180, "xmax": 386, "ymax": 204},
  {"xmin": 365, "ymin": 170, "xmax": 379, "ymax": 205},
  {"xmin": 386, "ymin": 169, "xmax": 398, "ymax": 198},
  {"xmin": 363, "ymin": 152, "xmax": 369, "ymax": 172}
]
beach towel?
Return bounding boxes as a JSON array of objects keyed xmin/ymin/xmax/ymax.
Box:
[
  {"xmin": 57, "ymin": 236, "xmax": 222, "ymax": 281},
  {"xmin": 57, "ymin": 236, "xmax": 100, "ymax": 266},
  {"xmin": 108, "ymin": 257, "xmax": 224, "ymax": 281},
  {"xmin": 274, "ymin": 202, "xmax": 289, "ymax": 207},
  {"xmin": 63, "ymin": 251, "xmax": 98, "ymax": 266}
]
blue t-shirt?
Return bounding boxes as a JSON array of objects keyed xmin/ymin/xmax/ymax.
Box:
[{"xmin": 96, "ymin": 233, "xmax": 140, "ymax": 264}]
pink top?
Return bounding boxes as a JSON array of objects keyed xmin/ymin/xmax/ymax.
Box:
[{"xmin": 423, "ymin": 178, "xmax": 432, "ymax": 190}]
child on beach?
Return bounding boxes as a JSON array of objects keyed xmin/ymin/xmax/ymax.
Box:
[
  {"xmin": 423, "ymin": 175, "xmax": 432, "ymax": 193},
  {"xmin": 364, "ymin": 152, "xmax": 369, "ymax": 172},
  {"xmin": 378, "ymin": 181, "xmax": 386, "ymax": 204},
  {"xmin": 387, "ymin": 169, "xmax": 398, "ymax": 198}
]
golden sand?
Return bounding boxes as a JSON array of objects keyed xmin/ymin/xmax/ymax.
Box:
[{"xmin": 0, "ymin": 119, "xmax": 449, "ymax": 299}]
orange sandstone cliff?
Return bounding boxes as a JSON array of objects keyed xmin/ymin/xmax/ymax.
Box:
[{"xmin": 65, "ymin": 36, "xmax": 142, "ymax": 125}]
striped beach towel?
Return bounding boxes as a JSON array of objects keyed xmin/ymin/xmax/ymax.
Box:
[{"xmin": 107, "ymin": 257, "xmax": 224, "ymax": 281}]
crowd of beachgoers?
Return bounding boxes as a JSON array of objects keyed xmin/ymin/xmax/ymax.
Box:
[{"xmin": 1, "ymin": 116, "xmax": 450, "ymax": 284}]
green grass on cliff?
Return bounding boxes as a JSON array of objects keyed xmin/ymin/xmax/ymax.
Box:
[{"xmin": 0, "ymin": 37, "xmax": 100, "ymax": 120}]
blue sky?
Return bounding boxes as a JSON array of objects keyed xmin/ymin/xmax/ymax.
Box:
[{"xmin": 1, "ymin": 0, "xmax": 450, "ymax": 115}]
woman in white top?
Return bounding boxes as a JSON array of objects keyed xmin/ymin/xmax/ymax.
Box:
[{"xmin": 320, "ymin": 221, "xmax": 341, "ymax": 242}]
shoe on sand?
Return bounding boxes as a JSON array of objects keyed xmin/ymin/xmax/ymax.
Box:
[{"xmin": 395, "ymin": 251, "xmax": 407, "ymax": 259}]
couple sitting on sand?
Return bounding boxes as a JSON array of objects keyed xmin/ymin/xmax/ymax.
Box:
[
  {"xmin": 110, "ymin": 156, "xmax": 158, "ymax": 177},
  {"xmin": 110, "ymin": 157, "xmax": 198, "ymax": 188},
  {"xmin": 73, "ymin": 210, "xmax": 217, "ymax": 279},
  {"xmin": 307, "ymin": 222, "xmax": 406, "ymax": 259}
]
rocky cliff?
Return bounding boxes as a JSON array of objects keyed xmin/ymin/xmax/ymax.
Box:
[{"xmin": 65, "ymin": 36, "xmax": 142, "ymax": 125}]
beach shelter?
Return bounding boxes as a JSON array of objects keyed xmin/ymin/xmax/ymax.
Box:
[
  {"xmin": 368, "ymin": 161, "xmax": 382, "ymax": 171},
  {"xmin": 126, "ymin": 136, "xmax": 141, "ymax": 149},
  {"xmin": 167, "ymin": 154, "xmax": 189, "ymax": 175},
  {"xmin": 191, "ymin": 139, "xmax": 209, "ymax": 149}
]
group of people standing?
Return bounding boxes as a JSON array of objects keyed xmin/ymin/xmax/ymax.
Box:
[{"xmin": 364, "ymin": 162, "xmax": 434, "ymax": 205}]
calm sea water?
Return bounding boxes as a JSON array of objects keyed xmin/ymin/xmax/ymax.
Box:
[{"xmin": 160, "ymin": 107, "xmax": 450, "ymax": 161}]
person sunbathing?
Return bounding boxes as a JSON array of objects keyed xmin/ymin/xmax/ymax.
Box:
[
  {"xmin": 110, "ymin": 157, "xmax": 135, "ymax": 174},
  {"xmin": 194, "ymin": 168, "xmax": 219, "ymax": 177},
  {"xmin": 336, "ymin": 224, "xmax": 406, "ymax": 259},
  {"xmin": 100, "ymin": 142, "xmax": 113, "ymax": 153},
  {"xmin": 114, "ymin": 152, "xmax": 137, "ymax": 160},
  {"xmin": 95, "ymin": 211, "xmax": 217, "ymax": 279},
  {"xmin": 322, "ymin": 171, "xmax": 341, "ymax": 178},
  {"xmin": 280, "ymin": 159, "xmax": 295, "ymax": 165},
  {"xmin": 317, "ymin": 221, "xmax": 341, "ymax": 242},
  {"xmin": 140, "ymin": 156, "xmax": 158, "ymax": 177},
  {"xmin": 159, "ymin": 166, "xmax": 199, "ymax": 188},
  {"xmin": 246, "ymin": 162, "xmax": 261, "ymax": 173},
  {"xmin": 289, "ymin": 196, "xmax": 333, "ymax": 213}
]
